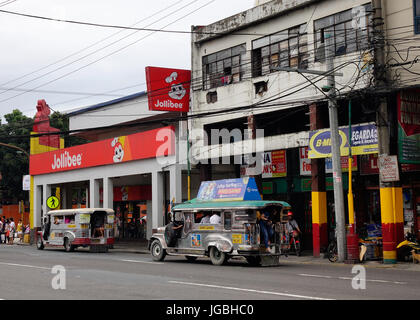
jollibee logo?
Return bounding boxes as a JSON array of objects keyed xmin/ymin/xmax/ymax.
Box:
[
  {"xmin": 166, "ymin": 72, "xmax": 186, "ymax": 101},
  {"xmin": 112, "ymin": 137, "xmax": 125, "ymax": 163}
]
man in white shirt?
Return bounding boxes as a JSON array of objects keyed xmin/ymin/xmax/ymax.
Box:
[
  {"xmin": 210, "ymin": 212, "xmax": 221, "ymax": 224},
  {"xmin": 200, "ymin": 212, "xmax": 211, "ymax": 224}
]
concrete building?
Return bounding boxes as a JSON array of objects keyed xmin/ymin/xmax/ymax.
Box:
[
  {"xmin": 30, "ymin": 93, "xmax": 186, "ymax": 241},
  {"xmin": 190, "ymin": 0, "xmax": 420, "ymax": 261}
]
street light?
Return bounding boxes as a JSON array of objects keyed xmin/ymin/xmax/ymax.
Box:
[{"xmin": 0, "ymin": 142, "xmax": 29, "ymax": 159}]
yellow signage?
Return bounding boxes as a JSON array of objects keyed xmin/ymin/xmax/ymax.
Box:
[
  {"xmin": 199, "ymin": 226, "xmax": 215, "ymax": 231},
  {"xmin": 232, "ymin": 234, "xmax": 242, "ymax": 244},
  {"xmin": 47, "ymin": 196, "xmax": 60, "ymax": 209}
]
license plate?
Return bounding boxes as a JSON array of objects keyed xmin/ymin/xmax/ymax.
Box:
[{"xmin": 91, "ymin": 238, "xmax": 105, "ymax": 244}]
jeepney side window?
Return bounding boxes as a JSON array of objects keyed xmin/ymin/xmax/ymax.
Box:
[
  {"xmin": 53, "ymin": 216, "xmax": 63, "ymax": 225},
  {"xmin": 224, "ymin": 212, "xmax": 232, "ymax": 230},
  {"xmin": 64, "ymin": 215, "xmax": 75, "ymax": 224}
]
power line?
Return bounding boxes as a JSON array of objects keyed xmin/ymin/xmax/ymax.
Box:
[
  {"xmin": 0, "ymin": 0, "xmax": 186, "ymax": 90},
  {"xmin": 0, "ymin": 0, "xmax": 216, "ymax": 105}
]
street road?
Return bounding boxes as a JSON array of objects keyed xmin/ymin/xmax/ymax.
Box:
[{"xmin": 0, "ymin": 244, "xmax": 419, "ymax": 300}]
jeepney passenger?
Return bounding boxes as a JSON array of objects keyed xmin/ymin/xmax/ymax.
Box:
[
  {"xmin": 259, "ymin": 210, "xmax": 274, "ymax": 253},
  {"xmin": 200, "ymin": 212, "xmax": 211, "ymax": 224},
  {"xmin": 210, "ymin": 212, "xmax": 221, "ymax": 224}
]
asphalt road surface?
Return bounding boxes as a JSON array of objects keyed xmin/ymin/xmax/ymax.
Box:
[{"xmin": 0, "ymin": 244, "xmax": 419, "ymax": 300}]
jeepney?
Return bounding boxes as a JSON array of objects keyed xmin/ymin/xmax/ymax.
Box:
[
  {"xmin": 36, "ymin": 208, "xmax": 115, "ymax": 253},
  {"xmin": 149, "ymin": 200, "xmax": 292, "ymax": 266}
]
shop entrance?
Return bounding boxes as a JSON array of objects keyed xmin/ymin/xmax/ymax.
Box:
[
  {"xmin": 114, "ymin": 201, "xmax": 148, "ymax": 240},
  {"xmin": 111, "ymin": 174, "xmax": 152, "ymax": 241}
]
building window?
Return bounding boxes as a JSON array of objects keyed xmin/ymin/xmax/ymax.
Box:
[
  {"xmin": 314, "ymin": 4, "xmax": 372, "ymax": 61},
  {"xmin": 415, "ymin": 0, "xmax": 420, "ymax": 34},
  {"xmin": 202, "ymin": 44, "xmax": 246, "ymax": 90},
  {"xmin": 252, "ymin": 24, "xmax": 308, "ymax": 77}
]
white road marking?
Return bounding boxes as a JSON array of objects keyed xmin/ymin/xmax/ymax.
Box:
[
  {"xmin": 0, "ymin": 262, "xmax": 51, "ymax": 270},
  {"xmin": 120, "ymin": 259, "xmax": 164, "ymax": 265},
  {"xmin": 299, "ymin": 274, "xmax": 407, "ymax": 285},
  {"xmin": 169, "ymin": 280, "xmax": 334, "ymax": 300}
]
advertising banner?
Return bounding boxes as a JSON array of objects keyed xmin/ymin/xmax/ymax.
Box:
[
  {"xmin": 325, "ymin": 156, "xmax": 358, "ymax": 173},
  {"xmin": 197, "ymin": 177, "xmax": 261, "ymax": 202},
  {"xmin": 308, "ymin": 123, "xmax": 378, "ymax": 159},
  {"xmin": 262, "ymin": 150, "xmax": 287, "ymax": 178},
  {"xmin": 398, "ymin": 91, "xmax": 420, "ymax": 164},
  {"xmin": 300, "ymin": 147, "xmax": 357, "ymax": 175},
  {"xmin": 145, "ymin": 66, "xmax": 191, "ymax": 112},
  {"xmin": 30, "ymin": 126, "xmax": 175, "ymax": 175},
  {"xmin": 360, "ymin": 154, "xmax": 379, "ymax": 175}
]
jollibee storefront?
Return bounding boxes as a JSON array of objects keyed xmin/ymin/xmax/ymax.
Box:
[{"xmin": 29, "ymin": 125, "xmax": 183, "ymax": 240}]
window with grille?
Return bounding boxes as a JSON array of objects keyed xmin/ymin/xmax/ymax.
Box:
[
  {"xmin": 251, "ymin": 24, "xmax": 308, "ymax": 77},
  {"xmin": 202, "ymin": 44, "xmax": 246, "ymax": 90},
  {"xmin": 314, "ymin": 3, "xmax": 372, "ymax": 61}
]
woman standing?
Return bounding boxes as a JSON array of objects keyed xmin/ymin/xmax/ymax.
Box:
[{"xmin": 4, "ymin": 219, "xmax": 10, "ymax": 244}]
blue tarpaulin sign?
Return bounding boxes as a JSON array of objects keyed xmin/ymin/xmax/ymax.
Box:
[{"xmin": 197, "ymin": 177, "xmax": 261, "ymax": 202}]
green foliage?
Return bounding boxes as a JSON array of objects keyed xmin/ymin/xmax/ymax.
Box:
[
  {"xmin": 0, "ymin": 109, "xmax": 32, "ymax": 203},
  {"xmin": 0, "ymin": 110, "xmax": 87, "ymax": 204}
]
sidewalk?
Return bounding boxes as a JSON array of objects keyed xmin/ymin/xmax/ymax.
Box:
[
  {"xmin": 11, "ymin": 240, "xmax": 420, "ymax": 271},
  {"xmin": 110, "ymin": 241, "xmax": 420, "ymax": 271}
]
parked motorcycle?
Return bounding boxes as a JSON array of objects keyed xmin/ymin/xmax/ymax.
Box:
[{"xmin": 397, "ymin": 233, "xmax": 420, "ymax": 262}]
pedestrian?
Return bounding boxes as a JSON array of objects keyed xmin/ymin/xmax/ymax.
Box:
[
  {"xmin": 4, "ymin": 219, "xmax": 10, "ymax": 244},
  {"xmin": 0, "ymin": 217, "xmax": 4, "ymax": 244},
  {"xmin": 17, "ymin": 219, "xmax": 23, "ymax": 242},
  {"xmin": 9, "ymin": 218, "xmax": 15, "ymax": 245}
]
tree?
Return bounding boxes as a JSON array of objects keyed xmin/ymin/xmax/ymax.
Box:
[{"xmin": 0, "ymin": 110, "xmax": 32, "ymax": 203}]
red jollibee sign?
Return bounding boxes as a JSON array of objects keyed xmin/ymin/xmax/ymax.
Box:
[
  {"xmin": 145, "ymin": 66, "xmax": 191, "ymax": 112},
  {"xmin": 30, "ymin": 126, "xmax": 175, "ymax": 175}
]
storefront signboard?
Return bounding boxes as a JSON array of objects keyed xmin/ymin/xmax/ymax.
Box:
[
  {"xmin": 360, "ymin": 154, "xmax": 379, "ymax": 175},
  {"xmin": 197, "ymin": 177, "xmax": 261, "ymax": 202},
  {"xmin": 30, "ymin": 126, "xmax": 175, "ymax": 175},
  {"xmin": 299, "ymin": 147, "xmax": 312, "ymax": 176},
  {"xmin": 398, "ymin": 91, "xmax": 420, "ymax": 164},
  {"xmin": 22, "ymin": 175, "xmax": 30, "ymax": 191},
  {"xmin": 262, "ymin": 182, "xmax": 273, "ymax": 195},
  {"xmin": 301, "ymin": 176, "xmax": 349, "ymax": 192},
  {"xmin": 325, "ymin": 156, "xmax": 358, "ymax": 173},
  {"xmin": 145, "ymin": 66, "xmax": 191, "ymax": 112},
  {"xmin": 308, "ymin": 123, "xmax": 378, "ymax": 159},
  {"xmin": 262, "ymin": 150, "xmax": 287, "ymax": 178},
  {"xmin": 300, "ymin": 147, "xmax": 357, "ymax": 175}
]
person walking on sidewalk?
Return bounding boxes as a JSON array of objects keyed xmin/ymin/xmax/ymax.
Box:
[
  {"xmin": 9, "ymin": 218, "xmax": 15, "ymax": 244},
  {"xmin": 0, "ymin": 217, "xmax": 4, "ymax": 244}
]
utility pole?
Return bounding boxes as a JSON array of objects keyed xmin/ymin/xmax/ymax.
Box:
[{"xmin": 325, "ymin": 30, "xmax": 347, "ymax": 262}]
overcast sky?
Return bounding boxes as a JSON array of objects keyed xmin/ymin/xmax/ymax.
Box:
[{"xmin": 0, "ymin": 0, "xmax": 254, "ymax": 120}]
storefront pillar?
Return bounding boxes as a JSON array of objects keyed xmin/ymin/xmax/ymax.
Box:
[
  {"xmin": 152, "ymin": 171, "xmax": 164, "ymax": 237},
  {"xmin": 42, "ymin": 184, "xmax": 51, "ymax": 218},
  {"xmin": 32, "ymin": 185, "xmax": 42, "ymax": 228},
  {"xmin": 310, "ymin": 103, "xmax": 328, "ymax": 257},
  {"xmin": 89, "ymin": 178, "xmax": 101, "ymax": 208},
  {"xmin": 380, "ymin": 186, "xmax": 404, "ymax": 263},
  {"xmin": 103, "ymin": 177, "xmax": 113, "ymax": 209},
  {"xmin": 170, "ymin": 165, "xmax": 182, "ymax": 204}
]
